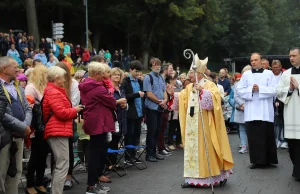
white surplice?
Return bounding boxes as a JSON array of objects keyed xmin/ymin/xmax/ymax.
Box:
[
  {"xmin": 236, "ymin": 69, "xmax": 276, "ymax": 122},
  {"xmin": 276, "ymin": 68, "xmax": 300, "ymax": 139}
]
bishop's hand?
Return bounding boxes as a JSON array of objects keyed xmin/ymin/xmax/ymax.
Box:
[{"xmin": 194, "ymin": 83, "xmax": 203, "ymax": 91}]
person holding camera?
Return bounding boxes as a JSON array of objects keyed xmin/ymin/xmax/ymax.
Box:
[{"xmin": 42, "ymin": 66, "xmax": 83, "ymax": 194}]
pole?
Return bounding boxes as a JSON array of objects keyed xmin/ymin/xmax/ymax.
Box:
[
  {"xmin": 85, "ymin": 0, "xmax": 89, "ymax": 49},
  {"xmin": 183, "ymin": 49, "xmax": 215, "ymax": 194}
]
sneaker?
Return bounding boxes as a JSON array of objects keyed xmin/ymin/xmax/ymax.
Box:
[
  {"xmin": 277, "ymin": 141, "xmax": 282, "ymax": 148},
  {"xmin": 123, "ymin": 160, "xmax": 134, "ymax": 166},
  {"xmin": 78, "ymin": 164, "xmax": 86, "ymax": 171},
  {"xmin": 86, "ymin": 186, "xmax": 107, "ymax": 194},
  {"xmin": 280, "ymin": 142, "xmax": 288, "ymax": 149},
  {"xmin": 95, "ymin": 183, "xmax": 110, "ymax": 192},
  {"xmin": 168, "ymin": 145, "xmax": 176, "ymax": 151},
  {"xmin": 158, "ymin": 150, "xmax": 171, "ymax": 156},
  {"xmin": 64, "ymin": 180, "xmax": 73, "ymax": 190},
  {"xmin": 165, "ymin": 147, "xmax": 172, "ymax": 153},
  {"xmin": 46, "ymin": 182, "xmax": 51, "ymax": 192},
  {"xmin": 239, "ymin": 146, "xmax": 247, "ymax": 154}
]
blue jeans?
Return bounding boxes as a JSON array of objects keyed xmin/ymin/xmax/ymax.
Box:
[{"xmin": 239, "ymin": 124, "xmax": 247, "ymax": 146}]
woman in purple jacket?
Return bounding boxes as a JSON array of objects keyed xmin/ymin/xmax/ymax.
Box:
[{"xmin": 79, "ymin": 62, "xmax": 126, "ymax": 194}]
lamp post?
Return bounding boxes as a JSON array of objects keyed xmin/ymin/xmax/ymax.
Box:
[{"xmin": 84, "ymin": 0, "xmax": 88, "ymax": 49}]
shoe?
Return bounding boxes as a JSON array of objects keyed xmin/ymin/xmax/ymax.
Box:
[
  {"xmin": 176, "ymin": 144, "xmax": 184, "ymax": 149},
  {"xmin": 277, "ymin": 141, "xmax": 282, "ymax": 148},
  {"xmin": 64, "ymin": 180, "xmax": 73, "ymax": 190},
  {"xmin": 154, "ymin": 154, "xmax": 164, "ymax": 160},
  {"xmin": 168, "ymin": 145, "xmax": 176, "ymax": 151},
  {"xmin": 280, "ymin": 142, "xmax": 288, "ymax": 149},
  {"xmin": 239, "ymin": 146, "xmax": 247, "ymax": 154},
  {"xmin": 95, "ymin": 183, "xmax": 110, "ymax": 192},
  {"xmin": 26, "ymin": 187, "xmax": 38, "ymax": 194},
  {"xmin": 165, "ymin": 147, "xmax": 172, "ymax": 153},
  {"xmin": 158, "ymin": 150, "xmax": 171, "ymax": 156},
  {"xmin": 78, "ymin": 164, "xmax": 86, "ymax": 171},
  {"xmin": 86, "ymin": 186, "xmax": 107, "ymax": 194},
  {"xmin": 135, "ymin": 158, "xmax": 143, "ymax": 164},
  {"xmin": 99, "ymin": 175, "xmax": 112, "ymax": 183},
  {"xmin": 35, "ymin": 186, "xmax": 48, "ymax": 194},
  {"xmin": 124, "ymin": 160, "xmax": 134, "ymax": 166},
  {"xmin": 46, "ymin": 182, "xmax": 51, "ymax": 193},
  {"xmin": 250, "ymin": 164, "xmax": 266, "ymax": 169},
  {"xmin": 146, "ymin": 156, "xmax": 157, "ymax": 162}
]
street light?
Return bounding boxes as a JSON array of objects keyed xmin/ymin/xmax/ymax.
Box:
[{"xmin": 84, "ymin": 0, "xmax": 88, "ymax": 49}]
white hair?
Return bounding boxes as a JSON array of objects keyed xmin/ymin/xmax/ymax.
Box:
[
  {"xmin": 47, "ymin": 66, "xmax": 66, "ymax": 82},
  {"xmin": 74, "ymin": 70, "xmax": 86, "ymax": 80},
  {"xmin": 88, "ymin": 62, "xmax": 110, "ymax": 77},
  {"xmin": 0, "ymin": 56, "xmax": 15, "ymax": 72}
]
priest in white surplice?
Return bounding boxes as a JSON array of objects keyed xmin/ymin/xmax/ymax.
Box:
[
  {"xmin": 276, "ymin": 48, "xmax": 300, "ymax": 181},
  {"xmin": 236, "ymin": 53, "xmax": 278, "ymax": 169}
]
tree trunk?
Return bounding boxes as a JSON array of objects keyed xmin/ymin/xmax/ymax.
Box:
[
  {"xmin": 24, "ymin": 0, "xmax": 40, "ymax": 49},
  {"xmin": 92, "ymin": 29, "xmax": 101, "ymax": 51},
  {"xmin": 142, "ymin": 49, "xmax": 149, "ymax": 70}
]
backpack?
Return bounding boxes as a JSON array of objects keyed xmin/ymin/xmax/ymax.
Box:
[
  {"xmin": 33, "ymin": 89, "xmax": 53, "ymax": 133},
  {"xmin": 146, "ymin": 73, "xmax": 164, "ymax": 87}
]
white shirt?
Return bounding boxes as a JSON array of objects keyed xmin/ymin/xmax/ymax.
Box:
[
  {"xmin": 71, "ymin": 79, "xmax": 80, "ymax": 107},
  {"xmin": 236, "ymin": 69, "xmax": 276, "ymax": 122},
  {"xmin": 273, "ymin": 72, "xmax": 282, "ymax": 86}
]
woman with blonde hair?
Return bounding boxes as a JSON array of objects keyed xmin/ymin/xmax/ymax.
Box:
[
  {"xmin": 25, "ymin": 64, "xmax": 49, "ymax": 194},
  {"xmin": 55, "ymin": 62, "xmax": 80, "ymax": 190}
]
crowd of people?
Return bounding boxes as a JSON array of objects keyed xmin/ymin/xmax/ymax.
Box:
[
  {"xmin": 0, "ymin": 31, "xmax": 137, "ymax": 72},
  {"xmin": 0, "ymin": 45, "xmax": 299, "ymax": 194}
]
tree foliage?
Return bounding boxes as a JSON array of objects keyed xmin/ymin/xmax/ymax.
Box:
[{"xmin": 0, "ymin": 0, "xmax": 300, "ymax": 68}]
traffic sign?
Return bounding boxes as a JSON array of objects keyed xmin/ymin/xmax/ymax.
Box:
[
  {"xmin": 52, "ymin": 22, "xmax": 64, "ymax": 39},
  {"xmin": 53, "ymin": 27, "xmax": 64, "ymax": 31},
  {"xmin": 53, "ymin": 31, "xmax": 64, "ymax": 35},
  {"xmin": 53, "ymin": 35, "xmax": 64, "ymax": 39},
  {"xmin": 53, "ymin": 23, "xmax": 64, "ymax": 27}
]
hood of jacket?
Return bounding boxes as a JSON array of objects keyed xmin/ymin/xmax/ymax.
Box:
[{"xmin": 79, "ymin": 78, "xmax": 104, "ymax": 93}]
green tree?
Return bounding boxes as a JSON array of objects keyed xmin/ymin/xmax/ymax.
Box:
[{"xmin": 220, "ymin": 0, "xmax": 273, "ymax": 57}]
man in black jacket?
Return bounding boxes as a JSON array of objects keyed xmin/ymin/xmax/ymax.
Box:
[
  {"xmin": 121, "ymin": 60, "xmax": 144, "ymax": 164},
  {"xmin": 0, "ymin": 83, "xmax": 8, "ymax": 150}
]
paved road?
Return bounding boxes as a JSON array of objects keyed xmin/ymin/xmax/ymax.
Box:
[{"xmin": 20, "ymin": 133, "xmax": 300, "ymax": 194}]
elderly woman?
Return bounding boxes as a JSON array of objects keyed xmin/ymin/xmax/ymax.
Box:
[
  {"xmin": 25, "ymin": 64, "xmax": 49, "ymax": 194},
  {"xmin": 79, "ymin": 62, "xmax": 126, "ymax": 194},
  {"xmin": 55, "ymin": 62, "xmax": 80, "ymax": 190},
  {"xmin": 42, "ymin": 66, "xmax": 83, "ymax": 194}
]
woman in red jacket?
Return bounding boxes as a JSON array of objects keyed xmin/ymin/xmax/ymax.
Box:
[{"xmin": 42, "ymin": 66, "xmax": 83, "ymax": 194}]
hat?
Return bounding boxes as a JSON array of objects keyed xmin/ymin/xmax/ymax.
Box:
[
  {"xmin": 189, "ymin": 54, "xmax": 208, "ymax": 74},
  {"xmin": 17, "ymin": 74, "xmax": 27, "ymax": 81},
  {"xmin": 235, "ymin": 74, "xmax": 242, "ymax": 79}
]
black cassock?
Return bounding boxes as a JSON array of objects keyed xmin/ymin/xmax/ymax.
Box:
[{"xmin": 245, "ymin": 121, "xmax": 278, "ymax": 165}]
